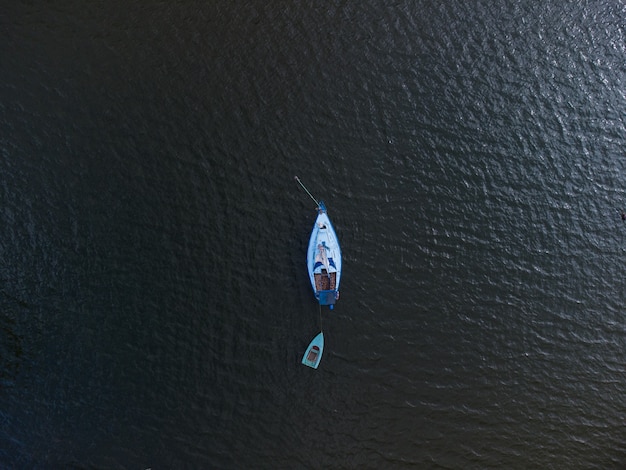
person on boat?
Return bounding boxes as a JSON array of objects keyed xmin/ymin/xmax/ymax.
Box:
[{"xmin": 315, "ymin": 243, "xmax": 328, "ymax": 266}]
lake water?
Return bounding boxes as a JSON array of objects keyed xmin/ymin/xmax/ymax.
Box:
[{"xmin": 2, "ymin": 1, "xmax": 626, "ymax": 468}]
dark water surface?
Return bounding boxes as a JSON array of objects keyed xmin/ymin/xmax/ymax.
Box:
[{"xmin": 2, "ymin": 1, "xmax": 626, "ymax": 468}]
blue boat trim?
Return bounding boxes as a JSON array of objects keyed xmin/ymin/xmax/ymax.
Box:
[{"xmin": 313, "ymin": 258, "xmax": 336, "ymax": 270}]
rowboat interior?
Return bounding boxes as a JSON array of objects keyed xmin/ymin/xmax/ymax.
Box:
[{"xmin": 306, "ymin": 346, "xmax": 320, "ymax": 363}]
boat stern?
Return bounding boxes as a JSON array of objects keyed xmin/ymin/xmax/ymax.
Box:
[{"xmin": 317, "ymin": 289, "xmax": 339, "ymax": 308}]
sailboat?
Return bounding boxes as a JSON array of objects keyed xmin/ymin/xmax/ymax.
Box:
[{"xmin": 306, "ymin": 201, "xmax": 342, "ymax": 309}]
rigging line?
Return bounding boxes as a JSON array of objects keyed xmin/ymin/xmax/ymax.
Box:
[
  {"xmin": 319, "ymin": 304, "xmax": 323, "ymax": 333},
  {"xmin": 294, "ymin": 176, "xmax": 320, "ymax": 207}
]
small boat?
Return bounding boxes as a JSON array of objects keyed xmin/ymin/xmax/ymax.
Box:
[
  {"xmin": 306, "ymin": 201, "xmax": 342, "ymax": 309},
  {"xmin": 301, "ymin": 332, "xmax": 324, "ymax": 369}
]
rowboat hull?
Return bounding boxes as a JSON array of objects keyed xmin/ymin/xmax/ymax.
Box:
[
  {"xmin": 301, "ymin": 332, "xmax": 324, "ymax": 369},
  {"xmin": 306, "ymin": 202, "xmax": 342, "ymax": 308}
]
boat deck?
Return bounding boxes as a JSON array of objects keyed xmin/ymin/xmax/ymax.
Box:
[{"xmin": 314, "ymin": 271, "xmax": 336, "ymax": 292}]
